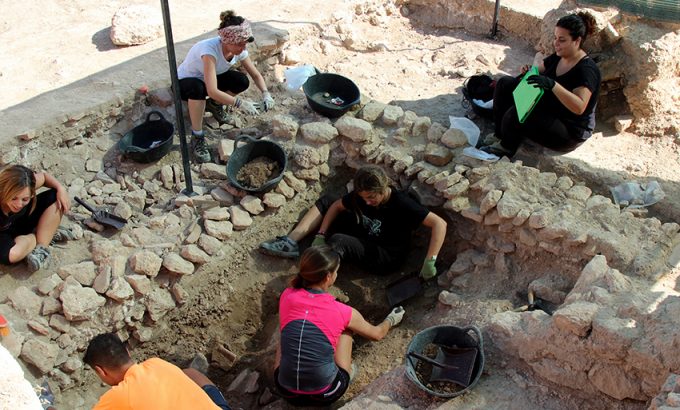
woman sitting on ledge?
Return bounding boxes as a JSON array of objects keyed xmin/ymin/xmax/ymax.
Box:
[
  {"xmin": 480, "ymin": 12, "xmax": 601, "ymax": 158},
  {"xmin": 0, "ymin": 165, "xmax": 73, "ymax": 272}
]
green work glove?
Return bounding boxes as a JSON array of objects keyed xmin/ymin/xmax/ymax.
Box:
[
  {"xmin": 420, "ymin": 256, "xmax": 437, "ymax": 280},
  {"xmin": 311, "ymin": 233, "xmax": 326, "ymax": 247}
]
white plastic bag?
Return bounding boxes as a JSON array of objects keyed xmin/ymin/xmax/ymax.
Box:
[
  {"xmin": 449, "ymin": 116, "xmax": 481, "ymax": 147},
  {"xmin": 284, "ymin": 64, "xmax": 316, "ymax": 90},
  {"xmin": 462, "ymin": 146, "xmax": 500, "ymax": 162}
]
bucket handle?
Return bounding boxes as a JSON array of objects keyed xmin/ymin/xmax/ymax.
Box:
[
  {"xmin": 234, "ymin": 134, "xmax": 258, "ymax": 151},
  {"xmin": 145, "ymin": 110, "xmax": 166, "ymax": 123},
  {"xmin": 460, "ymin": 325, "xmax": 483, "ymax": 351}
]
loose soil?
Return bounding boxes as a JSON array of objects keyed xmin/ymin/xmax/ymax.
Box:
[
  {"xmin": 236, "ymin": 157, "xmax": 281, "ymax": 190},
  {"xmin": 1, "ymin": 1, "xmax": 678, "ymax": 410}
]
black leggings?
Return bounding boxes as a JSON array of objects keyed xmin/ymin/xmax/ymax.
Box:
[
  {"xmin": 315, "ymin": 195, "xmax": 404, "ymax": 274},
  {"xmin": 179, "ymin": 70, "xmax": 249, "ymax": 100},
  {"xmin": 0, "ymin": 189, "xmax": 57, "ymax": 264},
  {"xmin": 493, "ymin": 75, "xmax": 584, "ymax": 153}
]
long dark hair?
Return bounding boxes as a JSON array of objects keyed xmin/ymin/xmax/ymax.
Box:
[
  {"xmin": 290, "ymin": 246, "xmax": 340, "ymax": 289},
  {"xmin": 348, "ymin": 165, "xmax": 391, "ymax": 222},
  {"xmin": 556, "ymin": 12, "xmax": 596, "ymax": 48}
]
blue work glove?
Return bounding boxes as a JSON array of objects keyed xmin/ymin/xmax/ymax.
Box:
[
  {"xmin": 420, "ymin": 256, "xmax": 437, "ymax": 280},
  {"xmin": 527, "ymin": 74, "xmax": 555, "ymax": 91},
  {"xmin": 311, "ymin": 233, "xmax": 326, "ymax": 247}
]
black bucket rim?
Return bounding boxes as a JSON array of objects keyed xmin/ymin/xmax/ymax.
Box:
[
  {"xmin": 303, "ymin": 72, "xmax": 360, "ymax": 118},
  {"xmin": 226, "ymin": 135, "xmax": 287, "ymax": 193},
  {"xmin": 404, "ymin": 324, "xmax": 485, "ymax": 398}
]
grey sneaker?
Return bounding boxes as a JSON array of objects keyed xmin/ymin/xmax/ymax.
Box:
[
  {"xmin": 189, "ymin": 353, "xmax": 209, "ymax": 375},
  {"xmin": 26, "ymin": 245, "xmax": 51, "ymax": 272},
  {"xmin": 259, "ymin": 236, "xmax": 299, "ymax": 258},
  {"xmin": 191, "ymin": 135, "xmax": 212, "ymax": 164},
  {"xmin": 50, "ymin": 225, "xmax": 76, "ymax": 245},
  {"xmin": 205, "ymin": 99, "xmax": 232, "ymax": 124}
]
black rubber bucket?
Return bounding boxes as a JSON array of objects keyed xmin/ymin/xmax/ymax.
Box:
[
  {"xmin": 119, "ymin": 111, "xmax": 174, "ymax": 163},
  {"xmin": 226, "ymin": 135, "xmax": 287, "ymax": 193},
  {"xmin": 303, "ymin": 73, "xmax": 360, "ymax": 118},
  {"xmin": 405, "ymin": 325, "xmax": 485, "ymax": 398}
]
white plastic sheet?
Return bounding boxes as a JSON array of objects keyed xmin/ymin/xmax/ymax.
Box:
[
  {"xmin": 448, "ymin": 116, "xmax": 481, "ymax": 147},
  {"xmin": 610, "ymin": 180, "xmax": 665, "ymax": 208},
  {"xmin": 283, "ymin": 64, "xmax": 316, "ymax": 90}
]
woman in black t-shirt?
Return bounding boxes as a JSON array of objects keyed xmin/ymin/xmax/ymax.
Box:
[
  {"xmin": 260, "ymin": 166, "xmax": 447, "ymax": 279},
  {"xmin": 480, "ymin": 12, "xmax": 601, "ymax": 157},
  {"xmin": 0, "ymin": 165, "xmax": 73, "ymax": 272}
]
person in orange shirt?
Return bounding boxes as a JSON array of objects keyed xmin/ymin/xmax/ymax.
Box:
[{"xmin": 84, "ymin": 333, "xmax": 231, "ymax": 410}]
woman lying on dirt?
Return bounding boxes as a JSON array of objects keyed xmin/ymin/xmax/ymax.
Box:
[
  {"xmin": 178, "ymin": 10, "xmax": 274, "ymax": 163},
  {"xmin": 274, "ymin": 246, "xmax": 405, "ymax": 406},
  {"xmin": 0, "ymin": 165, "xmax": 74, "ymax": 272},
  {"xmin": 480, "ymin": 12, "xmax": 601, "ymax": 158},
  {"xmin": 259, "ymin": 165, "xmax": 447, "ymax": 279}
]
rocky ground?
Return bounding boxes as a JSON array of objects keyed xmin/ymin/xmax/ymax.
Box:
[{"xmin": 1, "ymin": 1, "xmax": 680, "ymax": 410}]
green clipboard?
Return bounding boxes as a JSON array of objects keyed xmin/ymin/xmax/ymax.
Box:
[{"xmin": 513, "ymin": 66, "xmax": 544, "ymax": 123}]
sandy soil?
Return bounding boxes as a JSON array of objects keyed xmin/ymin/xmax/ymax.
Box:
[{"xmin": 1, "ymin": 1, "xmax": 678, "ymax": 409}]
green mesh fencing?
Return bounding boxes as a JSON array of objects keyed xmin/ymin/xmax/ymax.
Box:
[{"xmin": 581, "ymin": 0, "xmax": 680, "ymax": 23}]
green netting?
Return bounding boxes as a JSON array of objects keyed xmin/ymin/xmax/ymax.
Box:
[{"xmin": 581, "ymin": 0, "xmax": 680, "ymax": 23}]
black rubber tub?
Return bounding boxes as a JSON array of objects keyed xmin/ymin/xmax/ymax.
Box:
[
  {"xmin": 118, "ymin": 111, "xmax": 174, "ymax": 163},
  {"xmin": 303, "ymin": 72, "xmax": 360, "ymax": 118},
  {"xmin": 226, "ymin": 135, "xmax": 287, "ymax": 193}
]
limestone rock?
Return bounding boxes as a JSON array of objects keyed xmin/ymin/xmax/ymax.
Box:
[
  {"xmin": 129, "ymin": 251, "xmax": 163, "ymax": 277},
  {"xmin": 114, "ymin": 201, "xmax": 133, "ymax": 220},
  {"xmin": 441, "ymin": 128, "xmax": 468, "ymax": 148},
  {"xmin": 110, "ymin": 5, "xmax": 163, "ymax": 46},
  {"xmin": 412, "ymin": 116, "xmax": 431, "ymax": 137},
  {"xmin": 106, "ymin": 278, "xmax": 135, "ymax": 302},
  {"xmin": 282, "ymin": 172, "xmax": 306, "ymax": 192},
  {"xmin": 263, "ymin": 192, "xmax": 286, "ymax": 208},
  {"xmin": 230, "ymin": 205, "xmax": 253, "ymax": 230},
  {"xmin": 480, "ymin": 189, "xmax": 503, "ymax": 216},
  {"xmin": 293, "ymin": 144, "xmax": 322, "ymax": 168},
  {"xmin": 37, "ymin": 274, "xmax": 61, "ymax": 295},
  {"xmin": 171, "ymin": 283, "xmax": 189, "ymax": 305},
  {"xmin": 92, "ymin": 268, "xmax": 112, "ymax": 294},
  {"xmin": 218, "ymin": 139, "xmax": 235, "ymax": 162},
  {"xmin": 211, "ymin": 187, "xmax": 235, "ymax": 206},
  {"xmin": 300, "ymin": 122, "xmax": 338, "ymax": 143},
  {"xmin": 271, "ymin": 115, "xmax": 299, "ymax": 139},
  {"xmin": 49, "ymin": 314, "xmax": 71, "ymax": 333},
  {"xmin": 275, "ymin": 179, "xmax": 295, "ymax": 198},
  {"xmin": 60, "ymin": 284, "xmax": 106, "ymax": 321},
  {"xmin": 204, "ymin": 220, "xmax": 234, "ymax": 240},
  {"xmin": 294, "ymin": 168, "xmax": 320, "ymax": 181},
  {"xmin": 162, "ymin": 253, "xmax": 195, "ymax": 276},
  {"xmin": 91, "ymin": 240, "xmax": 126, "ymax": 264},
  {"xmin": 423, "ymin": 144, "xmax": 453, "ymax": 166},
  {"xmin": 588, "ymin": 363, "xmax": 643, "ymax": 400},
  {"xmin": 8, "ymin": 286, "xmax": 42, "ymax": 317},
  {"xmin": 144, "ymin": 288, "xmax": 176, "ymax": 322},
  {"xmin": 427, "ymin": 122, "xmax": 447, "ymax": 142},
  {"xmin": 200, "ymin": 163, "xmax": 228, "ymax": 180},
  {"xmin": 41, "ymin": 297, "xmax": 62, "ymax": 316},
  {"xmin": 199, "ymin": 234, "xmax": 222, "ymax": 255},
  {"xmin": 359, "ymin": 101, "xmax": 387, "ymax": 122},
  {"xmin": 203, "ymin": 206, "xmax": 230, "ymax": 221},
  {"xmin": 21, "ymin": 339, "xmax": 59, "ymax": 375},
  {"xmin": 125, "ymin": 274, "xmax": 152, "ymax": 295},
  {"xmin": 381, "ymin": 105, "xmax": 403, "ymax": 125},
  {"xmin": 159, "ymin": 165, "xmax": 174, "ymax": 189},
  {"xmin": 240, "ymin": 196, "xmax": 264, "ymax": 215},
  {"xmin": 180, "ymin": 244, "xmax": 211, "ymax": 264},
  {"xmin": 58, "ymin": 261, "xmax": 97, "ymax": 286},
  {"xmin": 335, "ymin": 116, "xmax": 372, "ymax": 142},
  {"xmin": 553, "ymin": 301, "xmax": 599, "ymax": 337}
]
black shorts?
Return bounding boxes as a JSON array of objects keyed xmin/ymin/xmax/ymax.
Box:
[
  {"xmin": 0, "ymin": 189, "xmax": 57, "ymax": 264},
  {"xmin": 274, "ymin": 367, "xmax": 350, "ymax": 407},
  {"xmin": 179, "ymin": 70, "xmax": 249, "ymax": 100}
]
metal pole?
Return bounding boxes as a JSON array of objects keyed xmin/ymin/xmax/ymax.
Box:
[
  {"xmin": 490, "ymin": 0, "xmax": 501, "ymax": 38},
  {"xmin": 160, "ymin": 0, "xmax": 195, "ymax": 196}
]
